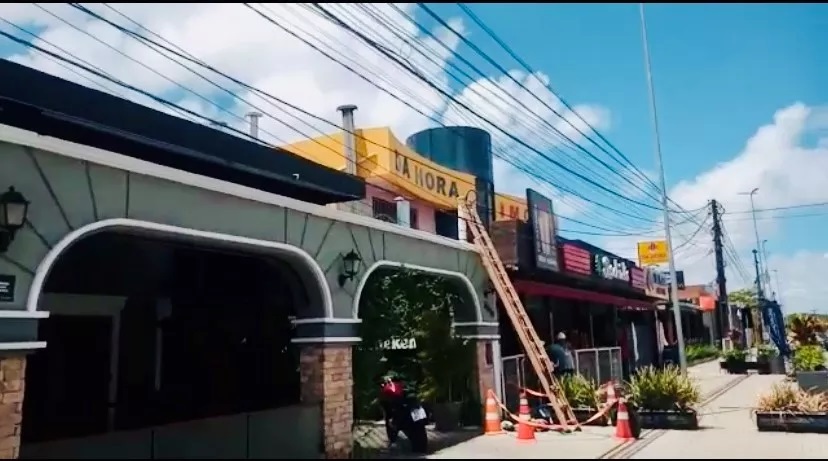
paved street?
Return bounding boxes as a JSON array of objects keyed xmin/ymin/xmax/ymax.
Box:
[
  {"xmin": 625, "ymin": 374, "xmax": 828, "ymax": 459},
  {"xmin": 425, "ymin": 359, "xmax": 743, "ymax": 459}
]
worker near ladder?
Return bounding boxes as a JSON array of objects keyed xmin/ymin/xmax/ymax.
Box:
[{"xmin": 546, "ymin": 332, "xmax": 575, "ymax": 377}]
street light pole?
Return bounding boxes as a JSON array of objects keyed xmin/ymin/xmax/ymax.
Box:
[
  {"xmin": 639, "ymin": 3, "xmax": 687, "ymax": 375},
  {"xmin": 761, "ymin": 239, "xmax": 772, "ymax": 299},
  {"xmin": 740, "ymin": 188, "xmax": 763, "ymax": 284},
  {"xmin": 772, "ymin": 269, "xmax": 783, "ymax": 311}
]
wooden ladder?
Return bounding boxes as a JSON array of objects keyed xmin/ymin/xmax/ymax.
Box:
[{"xmin": 459, "ymin": 198, "xmax": 580, "ymax": 432}]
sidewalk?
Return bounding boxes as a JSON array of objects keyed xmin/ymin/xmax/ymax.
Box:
[
  {"xmin": 423, "ymin": 360, "xmax": 739, "ymax": 459},
  {"xmin": 627, "ymin": 374, "xmax": 828, "ymax": 459}
]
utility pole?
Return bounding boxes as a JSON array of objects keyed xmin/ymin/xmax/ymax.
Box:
[
  {"xmin": 639, "ymin": 3, "xmax": 687, "ymax": 374},
  {"xmin": 710, "ymin": 200, "xmax": 727, "ymax": 347},
  {"xmin": 752, "ymin": 248, "xmax": 766, "ymax": 343},
  {"xmin": 752, "ymin": 249, "xmax": 764, "ymax": 299}
]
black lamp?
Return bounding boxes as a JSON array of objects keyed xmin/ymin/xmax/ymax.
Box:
[
  {"xmin": 0, "ymin": 187, "xmax": 29, "ymax": 253},
  {"xmin": 338, "ymin": 250, "xmax": 362, "ymax": 287}
]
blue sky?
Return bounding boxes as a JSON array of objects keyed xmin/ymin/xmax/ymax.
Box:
[
  {"xmin": 429, "ymin": 3, "xmax": 828, "ymax": 304},
  {"xmin": 3, "ymin": 3, "xmax": 827, "ymax": 311}
]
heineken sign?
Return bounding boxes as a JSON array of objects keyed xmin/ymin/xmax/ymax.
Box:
[{"xmin": 378, "ymin": 338, "xmax": 417, "ymax": 350}]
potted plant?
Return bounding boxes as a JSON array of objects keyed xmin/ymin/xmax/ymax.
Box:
[
  {"xmin": 418, "ymin": 335, "xmax": 475, "ymax": 432},
  {"xmin": 625, "ymin": 365, "xmax": 701, "ymax": 430},
  {"xmin": 793, "ymin": 345, "xmax": 828, "ymax": 393},
  {"xmin": 558, "ymin": 374, "xmax": 605, "ymax": 426},
  {"xmin": 721, "ymin": 348, "xmax": 749, "ymax": 374},
  {"xmin": 412, "ymin": 272, "xmax": 475, "ymax": 432},
  {"xmin": 756, "ymin": 344, "xmax": 784, "ymax": 375},
  {"xmin": 755, "ymin": 382, "xmax": 828, "ymax": 433}
]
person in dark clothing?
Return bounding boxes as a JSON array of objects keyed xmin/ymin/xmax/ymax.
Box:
[
  {"xmin": 547, "ymin": 332, "xmax": 575, "ymax": 377},
  {"xmin": 378, "ymin": 370, "xmax": 403, "ymax": 447}
]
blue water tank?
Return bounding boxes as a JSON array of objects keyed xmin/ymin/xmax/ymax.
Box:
[
  {"xmin": 406, "ymin": 127, "xmax": 495, "ymax": 229},
  {"xmin": 405, "ymin": 126, "xmax": 494, "ymax": 183}
]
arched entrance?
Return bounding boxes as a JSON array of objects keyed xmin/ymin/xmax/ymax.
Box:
[
  {"xmin": 20, "ymin": 219, "xmax": 331, "ymax": 459},
  {"xmin": 350, "ymin": 262, "xmax": 494, "ymax": 455}
]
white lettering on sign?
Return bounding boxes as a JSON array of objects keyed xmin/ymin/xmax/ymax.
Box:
[
  {"xmin": 378, "ymin": 338, "xmax": 418, "ymax": 350},
  {"xmin": 594, "ymin": 255, "xmax": 630, "ymax": 282}
]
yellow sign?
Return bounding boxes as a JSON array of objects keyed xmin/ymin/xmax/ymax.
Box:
[
  {"xmin": 637, "ymin": 240, "xmax": 669, "ymax": 266},
  {"xmin": 393, "ymin": 152, "xmax": 461, "ymax": 199},
  {"xmin": 494, "ymin": 193, "xmax": 529, "ymax": 221}
]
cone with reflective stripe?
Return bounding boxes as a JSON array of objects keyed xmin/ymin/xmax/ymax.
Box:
[
  {"xmin": 516, "ymin": 393, "xmax": 536, "ymax": 443},
  {"xmin": 484, "ymin": 389, "xmax": 505, "ymax": 435},
  {"xmin": 614, "ymin": 398, "xmax": 634, "ymax": 440}
]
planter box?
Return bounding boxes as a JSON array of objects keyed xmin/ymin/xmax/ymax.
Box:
[
  {"xmin": 637, "ymin": 409, "xmax": 699, "ymax": 430},
  {"xmin": 431, "ymin": 402, "xmax": 462, "ymax": 432},
  {"xmin": 756, "ymin": 411, "xmax": 828, "ymax": 434},
  {"xmin": 722, "ymin": 360, "xmax": 749, "ymax": 375},
  {"xmin": 755, "ymin": 360, "xmax": 772, "ymax": 375},
  {"xmin": 571, "ymin": 407, "xmax": 609, "ymax": 426},
  {"xmin": 796, "ymin": 370, "xmax": 828, "ymax": 394}
]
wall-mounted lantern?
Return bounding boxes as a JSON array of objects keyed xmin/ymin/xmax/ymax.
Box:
[
  {"xmin": 337, "ymin": 250, "xmax": 362, "ymax": 287},
  {"xmin": 0, "ymin": 187, "xmax": 29, "ymax": 253}
]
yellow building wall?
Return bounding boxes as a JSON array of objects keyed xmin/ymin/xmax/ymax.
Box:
[
  {"xmin": 494, "ymin": 193, "xmax": 529, "ymax": 221},
  {"xmin": 282, "ymin": 127, "xmax": 476, "ymax": 210}
]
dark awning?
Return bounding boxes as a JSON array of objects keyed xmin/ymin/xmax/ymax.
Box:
[
  {"xmin": 514, "ymin": 280, "xmax": 655, "ymax": 310},
  {"xmin": 0, "ymin": 60, "xmax": 364, "ymax": 205}
]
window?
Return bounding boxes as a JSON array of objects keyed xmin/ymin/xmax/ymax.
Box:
[
  {"xmin": 372, "ymin": 197, "xmax": 397, "ymax": 223},
  {"xmin": 409, "ymin": 207, "xmax": 419, "ymax": 230},
  {"xmin": 373, "ymin": 197, "xmax": 420, "ymax": 229}
]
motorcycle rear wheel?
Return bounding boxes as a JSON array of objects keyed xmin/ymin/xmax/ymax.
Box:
[{"xmin": 404, "ymin": 423, "xmax": 428, "ymax": 454}]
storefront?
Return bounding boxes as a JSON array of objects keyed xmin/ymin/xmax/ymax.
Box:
[
  {"xmin": 490, "ymin": 188, "xmax": 660, "ymax": 402},
  {"xmin": 0, "ymin": 61, "xmax": 497, "ymax": 460}
]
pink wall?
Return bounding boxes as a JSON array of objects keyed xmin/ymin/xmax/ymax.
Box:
[{"xmin": 365, "ymin": 185, "xmax": 437, "ymax": 234}]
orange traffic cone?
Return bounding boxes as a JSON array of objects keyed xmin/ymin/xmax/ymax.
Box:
[
  {"xmin": 516, "ymin": 393, "xmax": 536, "ymax": 443},
  {"xmin": 484, "ymin": 389, "xmax": 505, "ymax": 435},
  {"xmin": 614, "ymin": 399, "xmax": 634, "ymax": 440}
]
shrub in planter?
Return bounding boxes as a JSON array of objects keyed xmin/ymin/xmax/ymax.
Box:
[
  {"xmin": 755, "ymin": 382, "xmax": 828, "ymax": 433},
  {"xmin": 756, "ymin": 345, "xmax": 780, "ymax": 375},
  {"xmin": 558, "ymin": 375, "xmax": 605, "ymax": 425},
  {"xmin": 625, "ymin": 366, "xmax": 701, "ymax": 430},
  {"xmin": 722, "ymin": 348, "xmax": 748, "ymax": 374},
  {"xmin": 793, "ymin": 345, "xmax": 828, "ymax": 393},
  {"xmin": 685, "ymin": 344, "xmax": 719, "ymax": 363}
]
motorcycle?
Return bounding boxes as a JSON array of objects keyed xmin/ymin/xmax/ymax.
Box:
[{"xmin": 378, "ymin": 375, "xmax": 429, "ymax": 454}]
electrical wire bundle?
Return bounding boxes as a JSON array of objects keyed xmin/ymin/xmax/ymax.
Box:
[{"xmin": 0, "ymin": 3, "xmax": 755, "ymax": 283}]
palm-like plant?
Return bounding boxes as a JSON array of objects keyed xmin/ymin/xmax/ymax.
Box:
[{"xmin": 786, "ymin": 313, "xmax": 827, "ymax": 347}]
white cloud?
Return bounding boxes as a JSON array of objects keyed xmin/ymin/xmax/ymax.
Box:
[
  {"xmin": 768, "ymin": 251, "xmax": 828, "ymax": 314},
  {"xmin": 5, "ymin": 3, "xmax": 448, "ymax": 141},
  {"xmin": 442, "ymin": 69, "xmax": 611, "ymax": 218},
  {"xmin": 601, "ymin": 103, "xmax": 828, "ymax": 313},
  {"xmin": 1, "ymin": 4, "xmax": 613, "ymax": 218}
]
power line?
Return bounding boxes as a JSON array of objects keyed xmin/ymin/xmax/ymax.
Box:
[
  {"xmin": 305, "ymin": 3, "xmax": 670, "ymax": 213},
  {"xmin": 726, "ymin": 201, "xmax": 828, "ymax": 215},
  {"xmin": 0, "ymin": 12, "xmax": 653, "ymax": 240}
]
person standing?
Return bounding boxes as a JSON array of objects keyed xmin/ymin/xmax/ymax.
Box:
[{"xmin": 547, "ymin": 332, "xmax": 575, "ymax": 377}]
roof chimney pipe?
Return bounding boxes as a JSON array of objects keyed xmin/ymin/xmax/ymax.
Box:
[
  {"xmin": 337, "ymin": 104, "xmax": 358, "ymax": 175},
  {"xmin": 246, "ymin": 111, "xmax": 262, "ymax": 139}
]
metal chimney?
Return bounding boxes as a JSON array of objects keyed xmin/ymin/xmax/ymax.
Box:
[
  {"xmin": 246, "ymin": 111, "xmax": 262, "ymax": 139},
  {"xmin": 337, "ymin": 104, "xmax": 358, "ymax": 175}
]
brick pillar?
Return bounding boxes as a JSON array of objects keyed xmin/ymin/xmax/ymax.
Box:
[
  {"xmin": 0, "ymin": 356, "xmax": 24, "ymax": 459},
  {"xmin": 299, "ymin": 344, "xmax": 353, "ymax": 459},
  {"xmin": 475, "ymin": 340, "xmax": 495, "ymax": 405}
]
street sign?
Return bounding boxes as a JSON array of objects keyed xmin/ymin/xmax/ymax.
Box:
[{"xmin": 637, "ymin": 240, "xmax": 669, "ymax": 266}]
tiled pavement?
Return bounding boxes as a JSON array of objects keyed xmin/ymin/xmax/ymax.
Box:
[
  {"xmin": 626, "ymin": 374, "xmax": 828, "ymax": 459},
  {"xmin": 418, "ymin": 359, "xmax": 745, "ymax": 459}
]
